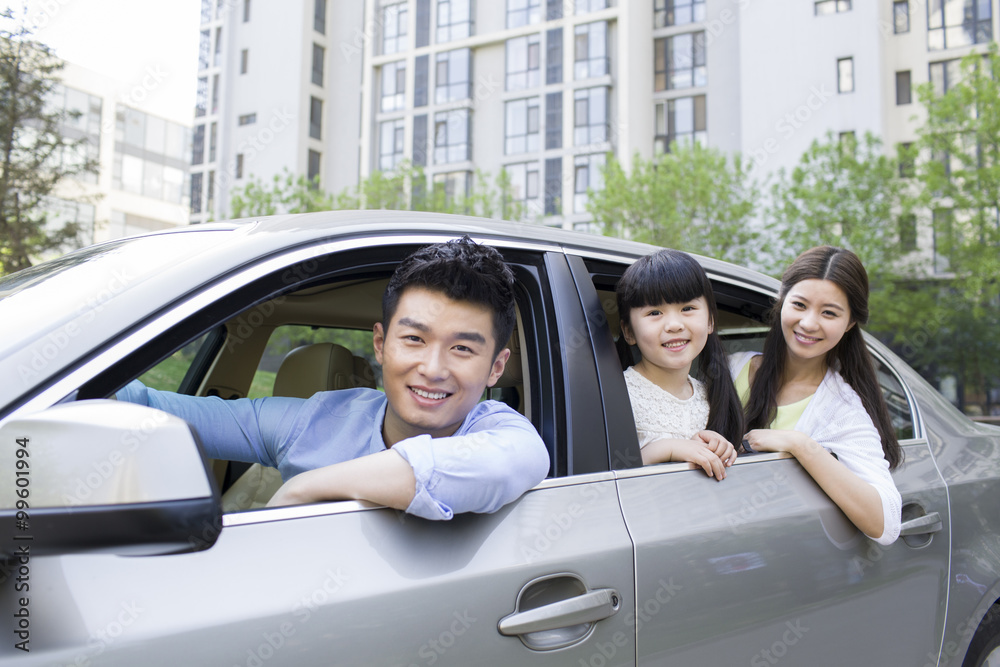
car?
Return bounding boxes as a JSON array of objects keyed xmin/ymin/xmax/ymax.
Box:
[{"xmin": 1, "ymin": 210, "xmax": 999, "ymax": 666}]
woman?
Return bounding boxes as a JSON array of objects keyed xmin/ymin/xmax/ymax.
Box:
[{"xmin": 731, "ymin": 246, "xmax": 902, "ymax": 546}]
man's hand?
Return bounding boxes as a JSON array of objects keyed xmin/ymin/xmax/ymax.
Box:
[{"xmin": 266, "ymin": 449, "xmax": 417, "ymax": 510}]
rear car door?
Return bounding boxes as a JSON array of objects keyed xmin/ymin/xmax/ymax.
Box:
[
  {"xmin": 568, "ymin": 251, "xmax": 950, "ymax": 666},
  {"xmin": 0, "ymin": 237, "xmax": 637, "ymax": 666}
]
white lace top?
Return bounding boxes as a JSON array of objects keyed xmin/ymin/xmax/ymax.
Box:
[{"xmin": 624, "ymin": 367, "xmax": 710, "ymax": 448}]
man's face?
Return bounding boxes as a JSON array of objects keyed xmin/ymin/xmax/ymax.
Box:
[{"xmin": 373, "ymin": 287, "xmax": 509, "ymax": 446}]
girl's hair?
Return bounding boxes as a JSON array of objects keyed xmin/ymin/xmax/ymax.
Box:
[
  {"xmin": 616, "ymin": 249, "xmax": 744, "ymax": 446},
  {"xmin": 744, "ymin": 246, "xmax": 902, "ymax": 469}
]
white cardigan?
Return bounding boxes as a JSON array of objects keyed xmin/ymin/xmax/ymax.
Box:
[{"xmin": 729, "ymin": 351, "xmax": 902, "ymax": 546}]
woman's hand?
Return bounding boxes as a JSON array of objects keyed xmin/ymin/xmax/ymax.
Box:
[
  {"xmin": 694, "ymin": 430, "xmax": 737, "ymax": 466},
  {"xmin": 642, "ymin": 438, "xmax": 730, "ymax": 480},
  {"xmin": 741, "ymin": 429, "xmax": 815, "ymax": 457}
]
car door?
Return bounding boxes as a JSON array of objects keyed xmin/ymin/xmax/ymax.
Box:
[
  {"xmin": 0, "ymin": 237, "xmax": 637, "ymax": 666},
  {"xmin": 567, "ymin": 252, "xmax": 950, "ymax": 666}
]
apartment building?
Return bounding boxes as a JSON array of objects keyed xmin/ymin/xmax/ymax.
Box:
[{"xmin": 192, "ymin": 0, "xmax": 998, "ymax": 242}]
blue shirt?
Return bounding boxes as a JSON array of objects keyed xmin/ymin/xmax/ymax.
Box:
[{"xmin": 117, "ymin": 381, "xmax": 550, "ymax": 521}]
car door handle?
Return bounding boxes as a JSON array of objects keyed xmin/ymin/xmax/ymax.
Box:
[
  {"xmin": 900, "ymin": 511, "xmax": 943, "ymax": 536},
  {"xmin": 498, "ymin": 588, "xmax": 621, "ymax": 636}
]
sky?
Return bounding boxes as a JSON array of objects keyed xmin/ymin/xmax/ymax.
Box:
[{"xmin": 15, "ymin": 0, "xmax": 202, "ymax": 123}]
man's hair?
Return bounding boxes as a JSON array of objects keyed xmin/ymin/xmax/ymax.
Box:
[{"xmin": 382, "ymin": 236, "xmax": 517, "ymax": 357}]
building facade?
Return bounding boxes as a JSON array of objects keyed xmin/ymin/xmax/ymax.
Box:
[
  {"xmin": 193, "ymin": 0, "xmax": 999, "ymax": 244},
  {"xmin": 49, "ymin": 62, "xmax": 191, "ymax": 247}
]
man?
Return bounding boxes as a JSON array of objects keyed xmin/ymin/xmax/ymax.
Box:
[{"xmin": 117, "ymin": 236, "xmax": 550, "ymax": 520}]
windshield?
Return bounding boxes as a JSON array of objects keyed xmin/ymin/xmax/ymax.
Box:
[{"xmin": 0, "ymin": 230, "xmax": 232, "ymax": 358}]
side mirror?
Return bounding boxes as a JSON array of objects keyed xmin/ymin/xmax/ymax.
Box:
[{"xmin": 0, "ymin": 400, "xmax": 221, "ymax": 558}]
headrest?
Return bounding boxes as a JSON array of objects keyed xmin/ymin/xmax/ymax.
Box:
[{"xmin": 273, "ymin": 343, "xmax": 365, "ymax": 398}]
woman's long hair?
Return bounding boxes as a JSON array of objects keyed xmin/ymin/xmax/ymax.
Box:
[
  {"xmin": 616, "ymin": 249, "xmax": 744, "ymax": 446},
  {"xmin": 744, "ymin": 246, "xmax": 902, "ymax": 469}
]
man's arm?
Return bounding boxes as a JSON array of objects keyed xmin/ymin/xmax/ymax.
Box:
[{"xmin": 266, "ymin": 449, "xmax": 416, "ymax": 509}]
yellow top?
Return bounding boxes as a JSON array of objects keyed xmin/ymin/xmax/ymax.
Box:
[{"xmin": 735, "ymin": 357, "xmax": 813, "ymax": 430}]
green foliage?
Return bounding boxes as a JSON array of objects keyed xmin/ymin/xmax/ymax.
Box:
[
  {"xmin": 230, "ymin": 163, "xmax": 533, "ymax": 221},
  {"xmin": 0, "ymin": 9, "xmax": 99, "ymax": 275},
  {"xmin": 587, "ymin": 143, "xmax": 761, "ymax": 267}
]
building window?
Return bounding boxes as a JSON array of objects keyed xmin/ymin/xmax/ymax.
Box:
[
  {"xmin": 383, "ymin": 2, "xmax": 408, "ymax": 54},
  {"xmin": 654, "ymin": 0, "xmax": 705, "ymax": 27},
  {"xmin": 505, "ymin": 161, "xmax": 541, "ymax": 218},
  {"xmin": 243, "ymin": 0, "xmax": 251, "ymax": 21},
  {"xmin": 209, "ymin": 122, "xmax": 217, "ymax": 162},
  {"xmin": 432, "ymin": 171, "xmax": 471, "ymax": 206},
  {"xmin": 413, "ymin": 114, "xmax": 428, "ymax": 166},
  {"xmin": 381, "ymin": 61, "xmax": 407, "ymax": 112},
  {"xmin": 932, "ymin": 208, "xmax": 953, "ymax": 274},
  {"xmin": 308, "ymin": 149, "xmax": 321, "ymax": 184},
  {"xmin": 416, "ymin": 0, "xmax": 431, "ymax": 47},
  {"xmin": 238, "ymin": 113, "xmax": 256, "ymax": 126},
  {"xmin": 213, "ymin": 28, "xmax": 222, "ymax": 67},
  {"xmin": 895, "ymin": 70, "xmax": 911, "ymax": 105},
  {"xmin": 837, "ymin": 57, "xmax": 854, "ymax": 93},
  {"xmin": 434, "ymin": 108, "xmax": 470, "ymax": 163},
  {"xmin": 893, "ymin": 1, "xmax": 909, "ymax": 33},
  {"xmin": 505, "ymin": 97, "xmax": 540, "ymax": 154},
  {"xmin": 437, "ymin": 0, "xmax": 472, "ymax": 42},
  {"xmin": 507, "ymin": 0, "xmax": 540, "ymax": 28},
  {"xmin": 545, "ymin": 91, "xmax": 562, "ymax": 149},
  {"xmin": 195, "ymin": 77, "xmax": 208, "ymax": 117},
  {"xmin": 380, "ymin": 118, "xmax": 406, "ymax": 171},
  {"xmin": 506, "ymin": 34, "xmax": 540, "ymax": 91},
  {"xmin": 192, "ymin": 124, "xmax": 205, "ymax": 165},
  {"xmin": 546, "ymin": 28, "xmax": 563, "ymax": 84},
  {"xmin": 814, "ymin": 0, "xmax": 850, "ymax": 15},
  {"xmin": 314, "ymin": 0, "xmax": 327, "ymax": 34},
  {"xmin": 206, "ymin": 170, "xmax": 215, "ymax": 213},
  {"xmin": 574, "ymin": 0, "xmax": 607, "ymax": 14},
  {"xmin": 654, "ymin": 33, "xmax": 707, "ymax": 91},
  {"xmin": 574, "ymin": 153, "xmax": 605, "ymax": 213},
  {"xmin": 899, "ymin": 214, "xmax": 917, "ymax": 252},
  {"xmin": 928, "ymin": 0, "xmax": 991, "ymax": 51},
  {"xmin": 240, "ymin": 49, "xmax": 248, "ymax": 74},
  {"xmin": 574, "ymin": 86, "xmax": 608, "ymax": 146},
  {"xmin": 574, "ymin": 21, "xmax": 608, "ymax": 80},
  {"xmin": 899, "ymin": 142, "xmax": 915, "ymax": 178},
  {"xmin": 309, "ymin": 97, "xmax": 323, "ymax": 140},
  {"xmin": 201, "ymin": 0, "xmax": 212, "ymax": 23},
  {"xmin": 654, "ymin": 95, "xmax": 706, "ymax": 153},
  {"xmin": 435, "ymin": 48, "xmax": 471, "ymax": 103},
  {"xmin": 235, "ymin": 153, "xmax": 244, "ymax": 179},
  {"xmin": 415, "ymin": 55, "xmax": 429, "ymax": 107},
  {"xmin": 190, "ymin": 172, "xmax": 203, "ymax": 214},
  {"xmin": 211, "ymin": 74, "xmax": 220, "ymax": 114},
  {"xmin": 929, "ymin": 59, "xmax": 961, "ymax": 95},
  {"xmin": 312, "ymin": 44, "xmax": 325, "ymax": 86},
  {"xmin": 544, "ymin": 157, "xmax": 561, "ymax": 216},
  {"xmin": 198, "ymin": 29, "xmax": 211, "ymax": 70}
]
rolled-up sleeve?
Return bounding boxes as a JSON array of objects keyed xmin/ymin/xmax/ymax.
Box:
[{"xmin": 392, "ymin": 403, "xmax": 550, "ymax": 520}]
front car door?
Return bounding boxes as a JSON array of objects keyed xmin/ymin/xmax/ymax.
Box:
[{"xmin": 0, "ymin": 232, "xmax": 638, "ymax": 666}]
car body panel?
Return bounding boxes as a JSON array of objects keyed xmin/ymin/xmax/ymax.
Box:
[{"xmin": 1, "ymin": 211, "xmax": 998, "ymax": 665}]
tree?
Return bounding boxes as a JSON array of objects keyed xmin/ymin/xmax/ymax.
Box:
[
  {"xmin": 230, "ymin": 163, "xmax": 530, "ymax": 221},
  {"xmin": 0, "ymin": 10, "xmax": 98, "ymax": 275},
  {"xmin": 910, "ymin": 45, "xmax": 1000, "ymax": 409},
  {"xmin": 587, "ymin": 143, "xmax": 762, "ymax": 267}
]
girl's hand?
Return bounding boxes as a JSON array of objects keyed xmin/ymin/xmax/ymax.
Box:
[
  {"xmin": 694, "ymin": 430, "xmax": 737, "ymax": 466},
  {"xmin": 643, "ymin": 438, "xmax": 729, "ymax": 480}
]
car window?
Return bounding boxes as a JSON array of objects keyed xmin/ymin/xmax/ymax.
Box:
[
  {"xmin": 137, "ymin": 331, "xmax": 218, "ymax": 393},
  {"xmin": 249, "ymin": 325, "xmax": 381, "ymax": 398}
]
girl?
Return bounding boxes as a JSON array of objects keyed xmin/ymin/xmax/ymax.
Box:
[
  {"xmin": 732, "ymin": 246, "xmax": 903, "ymax": 546},
  {"xmin": 616, "ymin": 249, "xmax": 743, "ymax": 479}
]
